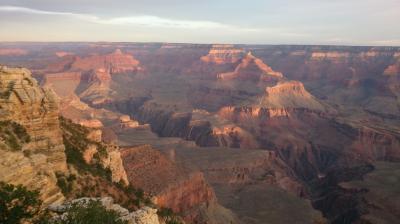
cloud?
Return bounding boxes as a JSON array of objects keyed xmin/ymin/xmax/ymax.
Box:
[{"xmin": 0, "ymin": 5, "xmax": 232, "ymax": 29}]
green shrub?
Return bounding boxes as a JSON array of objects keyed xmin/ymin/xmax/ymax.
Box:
[
  {"xmin": 55, "ymin": 173, "xmax": 75, "ymax": 196},
  {"xmin": 52, "ymin": 200, "xmax": 127, "ymax": 224},
  {"xmin": 0, "ymin": 182, "xmax": 42, "ymax": 224},
  {"xmin": 158, "ymin": 207, "xmax": 183, "ymax": 224},
  {"xmin": 60, "ymin": 117, "xmax": 112, "ymax": 181},
  {"xmin": 0, "ymin": 81, "xmax": 15, "ymax": 99},
  {"xmin": 0, "ymin": 121, "xmax": 30, "ymax": 151}
]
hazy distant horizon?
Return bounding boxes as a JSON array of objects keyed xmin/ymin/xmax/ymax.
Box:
[
  {"xmin": 1, "ymin": 41, "xmax": 400, "ymax": 48},
  {"xmin": 0, "ymin": 0, "xmax": 399, "ymax": 46}
]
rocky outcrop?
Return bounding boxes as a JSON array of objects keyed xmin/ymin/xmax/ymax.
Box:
[
  {"xmin": 49, "ymin": 197, "xmax": 160, "ymax": 224},
  {"xmin": 120, "ymin": 145, "xmax": 209, "ymax": 198},
  {"xmin": 218, "ymin": 52, "xmax": 283, "ymax": 81},
  {"xmin": 383, "ymin": 60, "xmax": 400, "ymax": 76},
  {"xmin": 153, "ymin": 172, "xmax": 215, "ymax": 214},
  {"xmin": 75, "ymin": 119, "xmax": 129, "ymax": 185},
  {"xmin": 0, "ymin": 66, "xmax": 66, "ymax": 170},
  {"xmin": 102, "ymin": 144, "xmax": 129, "ymax": 185},
  {"xmin": 261, "ymin": 80, "xmax": 327, "ymax": 111},
  {"xmin": 119, "ymin": 115, "xmax": 140, "ymax": 128},
  {"xmin": 130, "ymin": 104, "xmax": 255, "ymax": 148},
  {"xmin": 120, "ymin": 145, "xmax": 235, "ymax": 223},
  {"xmin": 0, "ymin": 150, "xmax": 66, "ymax": 206},
  {"xmin": 184, "ymin": 148, "xmax": 303, "ymax": 195},
  {"xmin": 55, "ymin": 51, "xmax": 74, "ymax": 58},
  {"xmin": 0, "ymin": 66, "xmax": 67, "ymax": 205},
  {"xmin": 351, "ymin": 126, "xmax": 400, "ymax": 161},
  {"xmin": 311, "ymin": 51, "xmax": 350, "ymax": 60},
  {"xmin": 201, "ymin": 45, "xmax": 245, "ymax": 64},
  {"xmin": 71, "ymin": 49, "xmax": 142, "ymax": 74}
]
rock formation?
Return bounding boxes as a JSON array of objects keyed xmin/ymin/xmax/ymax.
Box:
[
  {"xmin": 71, "ymin": 49, "xmax": 142, "ymax": 74},
  {"xmin": 119, "ymin": 115, "xmax": 140, "ymax": 128},
  {"xmin": 0, "ymin": 66, "xmax": 67, "ymax": 205},
  {"xmin": 260, "ymin": 80, "xmax": 327, "ymax": 111},
  {"xmin": 66, "ymin": 118, "xmax": 129, "ymax": 185},
  {"xmin": 121, "ymin": 145, "xmax": 213, "ymax": 204},
  {"xmin": 49, "ymin": 197, "xmax": 160, "ymax": 224},
  {"xmin": 201, "ymin": 44, "xmax": 245, "ymax": 64},
  {"xmin": 384, "ymin": 60, "xmax": 400, "ymax": 76},
  {"xmin": 217, "ymin": 52, "xmax": 283, "ymax": 81},
  {"xmin": 121, "ymin": 145, "xmax": 237, "ymax": 223},
  {"xmin": 311, "ymin": 51, "xmax": 350, "ymax": 61}
]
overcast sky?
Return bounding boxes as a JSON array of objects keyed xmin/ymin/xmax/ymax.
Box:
[{"xmin": 0, "ymin": 0, "xmax": 399, "ymax": 45}]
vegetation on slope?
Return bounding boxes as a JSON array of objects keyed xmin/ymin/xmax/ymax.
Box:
[
  {"xmin": 60, "ymin": 117, "xmax": 111, "ymax": 181},
  {"xmin": 0, "ymin": 182, "xmax": 129, "ymax": 224},
  {"xmin": 59, "ymin": 117, "xmax": 152, "ymax": 210},
  {"xmin": 49, "ymin": 200, "xmax": 128, "ymax": 224},
  {"xmin": 0, "ymin": 120, "xmax": 30, "ymax": 151},
  {"xmin": 0, "ymin": 182, "xmax": 41, "ymax": 224},
  {"xmin": 0, "ymin": 81, "xmax": 15, "ymax": 99}
]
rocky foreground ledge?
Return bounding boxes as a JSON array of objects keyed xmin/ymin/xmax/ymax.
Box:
[{"xmin": 49, "ymin": 197, "xmax": 160, "ymax": 224}]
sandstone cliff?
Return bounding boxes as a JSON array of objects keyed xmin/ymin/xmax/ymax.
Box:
[
  {"xmin": 121, "ymin": 145, "xmax": 237, "ymax": 224},
  {"xmin": 260, "ymin": 80, "xmax": 327, "ymax": 111},
  {"xmin": 0, "ymin": 65, "xmax": 67, "ymax": 205},
  {"xmin": 201, "ymin": 45, "xmax": 245, "ymax": 64},
  {"xmin": 217, "ymin": 52, "xmax": 283, "ymax": 82},
  {"xmin": 71, "ymin": 49, "xmax": 142, "ymax": 74},
  {"xmin": 61, "ymin": 117, "xmax": 129, "ymax": 185}
]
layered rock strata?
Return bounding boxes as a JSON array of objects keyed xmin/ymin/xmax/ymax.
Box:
[
  {"xmin": 201, "ymin": 45, "xmax": 245, "ymax": 64},
  {"xmin": 0, "ymin": 66, "xmax": 67, "ymax": 205}
]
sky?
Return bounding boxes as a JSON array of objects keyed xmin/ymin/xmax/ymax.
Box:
[{"xmin": 0, "ymin": 0, "xmax": 399, "ymax": 46}]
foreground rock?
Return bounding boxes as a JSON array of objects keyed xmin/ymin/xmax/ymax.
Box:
[
  {"xmin": 0, "ymin": 66, "xmax": 67, "ymax": 205},
  {"xmin": 49, "ymin": 197, "xmax": 160, "ymax": 224}
]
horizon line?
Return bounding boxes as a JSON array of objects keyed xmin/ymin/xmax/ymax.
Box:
[{"xmin": 1, "ymin": 41, "xmax": 399, "ymax": 48}]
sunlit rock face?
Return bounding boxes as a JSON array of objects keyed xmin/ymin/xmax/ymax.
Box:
[
  {"xmin": 217, "ymin": 52, "xmax": 283, "ymax": 82},
  {"xmin": 310, "ymin": 51, "xmax": 350, "ymax": 61},
  {"xmin": 71, "ymin": 49, "xmax": 143, "ymax": 74},
  {"xmin": 201, "ymin": 44, "xmax": 246, "ymax": 64},
  {"xmin": 0, "ymin": 66, "xmax": 67, "ymax": 205},
  {"xmin": 261, "ymin": 80, "xmax": 326, "ymax": 111},
  {"xmin": 0, "ymin": 66, "xmax": 66, "ymax": 171}
]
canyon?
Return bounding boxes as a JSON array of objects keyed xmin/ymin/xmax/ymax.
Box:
[{"xmin": 1, "ymin": 43, "xmax": 400, "ymax": 224}]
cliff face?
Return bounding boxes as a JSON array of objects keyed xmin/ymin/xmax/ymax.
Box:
[
  {"xmin": 201, "ymin": 45, "xmax": 245, "ymax": 64},
  {"xmin": 121, "ymin": 145, "xmax": 236, "ymax": 223},
  {"xmin": 261, "ymin": 80, "xmax": 327, "ymax": 111},
  {"xmin": 217, "ymin": 105, "xmax": 400, "ymax": 179},
  {"xmin": 217, "ymin": 52, "xmax": 283, "ymax": 82},
  {"xmin": 130, "ymin": 104, "xmax": 256, "ymax": 149},
  {"xmin": 154, "ymin": 172, "xmax": 215, "ymax": 214},
  {"xmin": 71, "ymin": 49, "xmax": 142, "ymax": 74},
  {"xmin": 64, "ymin": 118, "xmax": 129, "ymax": 185},
  {"xmin": 0, "ymin": 66, "xmax": 67, "ymax": 205},
  {"xmin": 351, "ymin": 126, "xmax": 400, "ymax": 161},
  {"xmin": 120, "ymin": 145, "xmax": 215, "ymax": 208}
]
